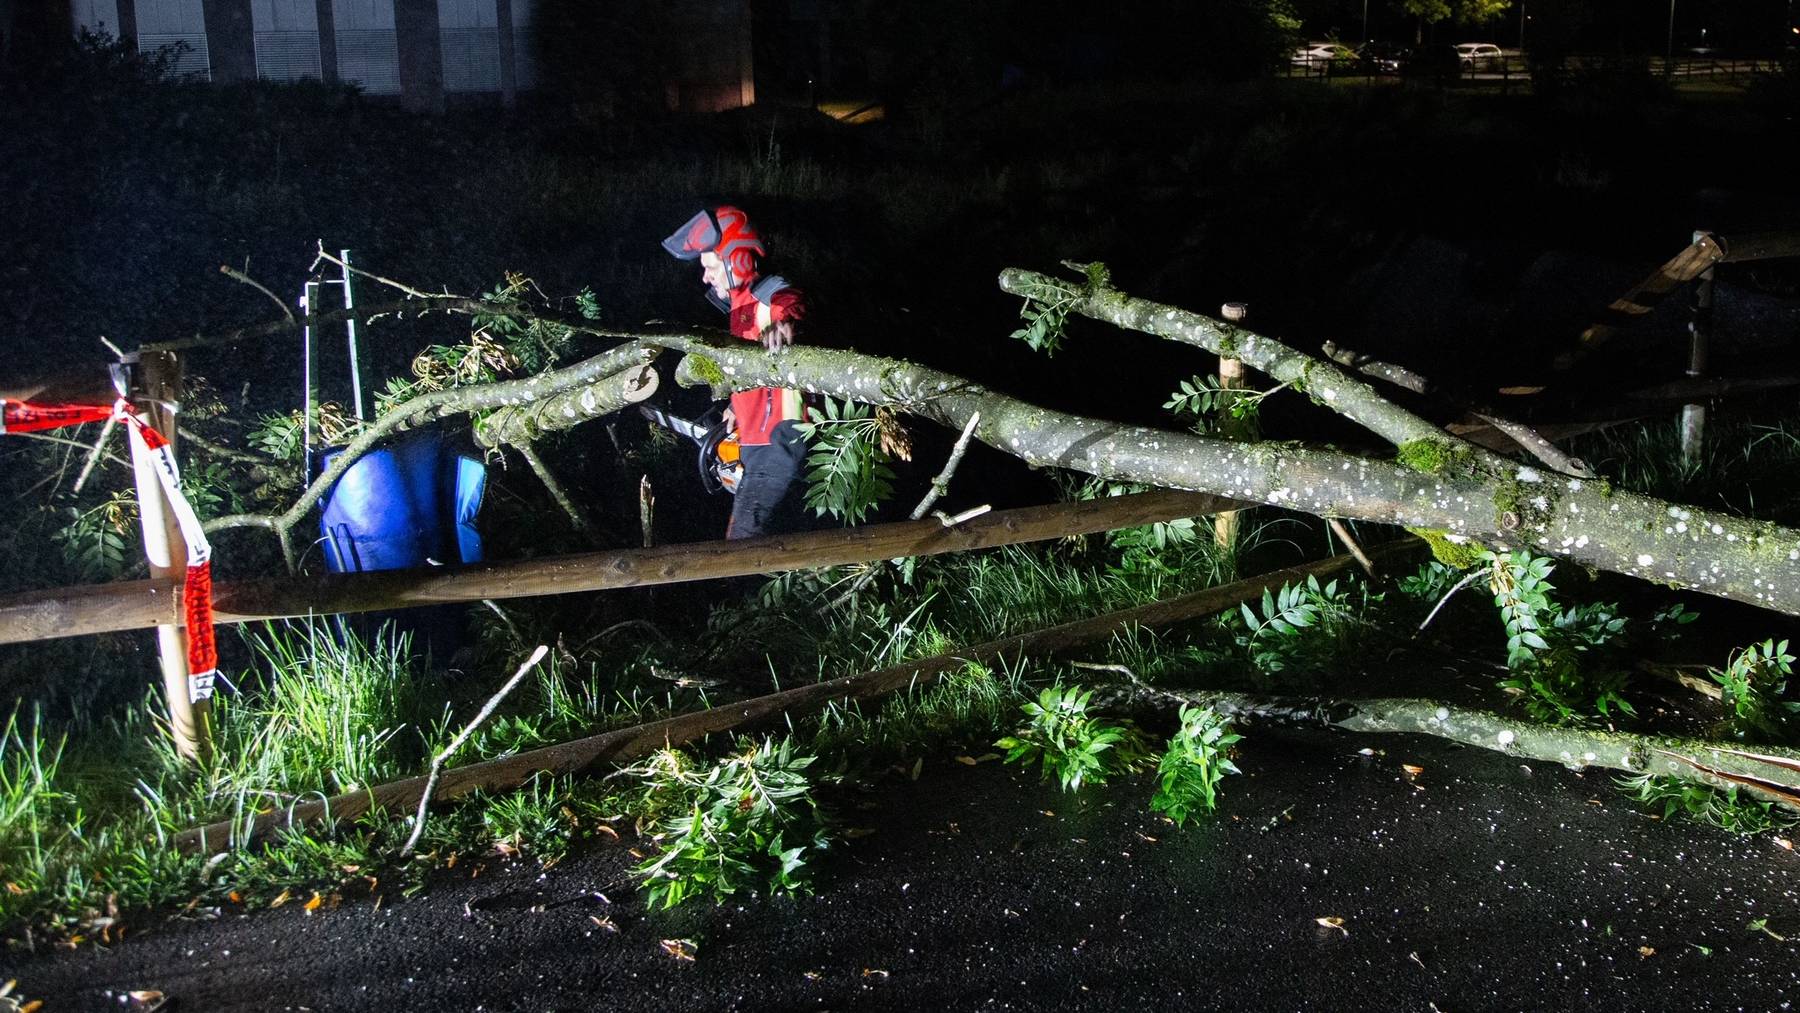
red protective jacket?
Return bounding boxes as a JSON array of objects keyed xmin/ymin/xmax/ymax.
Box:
[{"xmin": 724, "ymin": 275, "xmax": 806, "ymax": 446}]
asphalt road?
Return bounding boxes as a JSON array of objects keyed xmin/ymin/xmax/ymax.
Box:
[{"xmin": 7, "ymin": 725, "xmax": 1799, "ymax": 1012}]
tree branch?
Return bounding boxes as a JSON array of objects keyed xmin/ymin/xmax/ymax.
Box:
[
  {"xmin": 515, "ymin": 441, "xmax": 603, "ymax": 547},
  {"xmin": 998, "ymin": 267, "xmax": 1487, "ymax": 459},
  {"xmin": 1320, "ymin": 339, "xmax": 1595, "ymax": 478},
  {"xmin": 202, "ymin": 346, "xmax": 657, "ymax": 557},
  {"xmin": 218, "ymin": 264, "xmax": 294, "ymax": 321},
  {"xmin": 1121, "ymin": 684, "xmax": 1800, "ymax": 809},
  {"xmin": 639, "ymin": 331, "xmax": 1800, "ymax": 616}
]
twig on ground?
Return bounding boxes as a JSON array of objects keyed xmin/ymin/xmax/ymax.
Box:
[
  {"xmin": 1636, "ymin": 660, "xmax": 1723, "ymax": 701},
  {"xmin": 219, "ymin": 264, "xmax": 294, "ymax": 321},
  {"xmin": 1069, "ymin": 660, "xmax": 1145, "ymax": 685},
  {"xmin": 401, "ymin": 644, "xmax": 549, "ymax": 857}
]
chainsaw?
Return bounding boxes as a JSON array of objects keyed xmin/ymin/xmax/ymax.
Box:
[{"xmin": 638, "ymin": 404, "xmax": 742, "ymax": 494}]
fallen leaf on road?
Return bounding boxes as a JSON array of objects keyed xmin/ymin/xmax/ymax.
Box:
[
  {"xmin": 862, "ymin": 968, "xmax": 891, "ymax": 979},
  {"xmin": 1315, "ymin": 916, "xmax": 1348, "ymax": 936},
  {"xmin": 589, "ymin": 915, "xmax": 618, "ymax": 934},
  {"xmin": 1402, "ymin": 764, "xmax": 1424, "ymax": 777},
  {"xmin": 803, "ymin": 971, "xmax": 823, "ymax": 981},
  {"xmin": 910, "ymin": 757, "xmax": 924, "ymax": 780},
  {"xmin": 1748, "ymin": 918, "xmax": 1788, "ymax": 942},
  {"xmin": 303, "ymin": 891, "xmax": 323, "ymax": 913},
  {"xmin": 956, "ymin": 755, "xmax": 978, "ymax": 765},
  {"xmin": 1408, "ymin": 951, "xmax": 1425, "ymax": 970},
  {"xmin": 269, "ymin": 888, "xmax": 293, "ymax": 908},
  {"xmin": 1638, "ymin": 946, "xmax": 1656, "ymax": 958},
  {"xmin": 660, "ymin": 938, "xmax": 698, "ymax": 961},
  {"xmin": 1775, "ymin": 838, "xmax": 1793, "ymax": 851}
]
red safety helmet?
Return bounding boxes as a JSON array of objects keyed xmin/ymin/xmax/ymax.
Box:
[{"xmin": 661, "ymin": 206, "xmax": 765, "ymax": 285}]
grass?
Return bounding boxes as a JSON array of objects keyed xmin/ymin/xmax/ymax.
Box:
[
  {"xmin": 0, "ymin": 616, "xmax": 683, "ymax": 935},
  {"xmin": 1567, "ymin": 413, "xmax": 1800, "ymax": 523}
]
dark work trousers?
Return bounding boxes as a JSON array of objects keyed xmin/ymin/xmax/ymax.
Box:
[{"xmin": 728, "ymin": 419, "xmax": 806, "ymax": 540}]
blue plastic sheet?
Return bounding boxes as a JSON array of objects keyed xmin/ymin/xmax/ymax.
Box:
[{"xmin": 318, "ymin": 432, "xmax": 486, "ymax": 573}]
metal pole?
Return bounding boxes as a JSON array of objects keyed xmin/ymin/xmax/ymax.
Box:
[
  {"xmin": 129, "ymin": 351, "xmax": 211, "ymax": 762},
  {"xmin": 1362, "ymin": 0, "xmax": 1369, "ymax": 44},
  {"xmin": 1679, "ymin": 230, "xmax": 1713, "ymax": 471},
  {"xmin": 1519, "ymin": 2, "xmax": 1526, "ymax": 50},
  {"xmin": 301, "ymin": 280, "xmax": 317, "ymax": 482},
  {"xmin": 340, "ymin": 249, "xmax": 366, "ymax": 421}
]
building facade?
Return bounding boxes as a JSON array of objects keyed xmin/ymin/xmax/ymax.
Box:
[{"xmin": 68, "ymin": 0, "xmax": 754, "ymax": 113}]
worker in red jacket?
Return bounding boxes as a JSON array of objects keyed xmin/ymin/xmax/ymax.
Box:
[{"xmin": 662, "ymin": 205, "xmax": 808, "ymax": 539}]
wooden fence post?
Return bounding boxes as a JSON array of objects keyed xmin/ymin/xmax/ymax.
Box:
[
  {"xmin": 1680, "ymin": 229, "xmax": 1714, "ymax": 471},
  {"xmin": 128, "ymin": 350, "xmax": 212, "ymax": 762},
  {"xmin": 1215, "ymin": 302, "xmax": 1254, "ymax": 557}
]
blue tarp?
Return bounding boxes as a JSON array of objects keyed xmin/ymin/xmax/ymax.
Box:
[{"xmin": 318, "ymin": 433, "xmax": 486, "ymax": 573}]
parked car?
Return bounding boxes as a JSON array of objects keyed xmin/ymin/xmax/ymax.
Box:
[
  {"xmin": 1401, "ymin": 45, "xmax": 1463, "ymax": 79},
  {"xmin": 1356, "ymin": 41, "xmax": 1412, "ymax": 74},
  {"xmin": 1453, "ymin": 42, "xmax": 1505, "ymax": 70},
  {"xmin": 1291, "ymin": 42, "xmax": 1359, "ymax": 70}
]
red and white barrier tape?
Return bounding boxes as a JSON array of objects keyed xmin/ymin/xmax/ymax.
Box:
[{"xmin": 3, "ymin": 397, "xmax": 218, "ymax": 703}]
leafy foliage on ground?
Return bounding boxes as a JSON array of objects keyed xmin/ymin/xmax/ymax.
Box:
[
  {"xmin": 628, "ymin": 739, "xmax": 831, "ymax": 908},
  {"xmin": 997, "ymin": 684, "xmax": 1146, "ymax": 791},
  {"xmin": 1150, "ymin": 705, "xmax": 1243, "ymax": 825}
]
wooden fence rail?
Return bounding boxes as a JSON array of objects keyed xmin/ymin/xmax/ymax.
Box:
[{"xmin": 0, "ymin": 490, "xmax": 1244, "ymax": 648}]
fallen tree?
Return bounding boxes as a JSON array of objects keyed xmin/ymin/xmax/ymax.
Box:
[{"xmin": 135, "ymin": 261, "xmax": 1800, "ymax": 618}]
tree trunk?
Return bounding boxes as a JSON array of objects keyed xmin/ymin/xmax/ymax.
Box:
[
  {"xmin": 645, "ymin": 331, "xmax": 1800, "ymax": 616},
  {"xmin": 104, "ymin": 268, "xmax": 1800, "ymax": 621}
]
